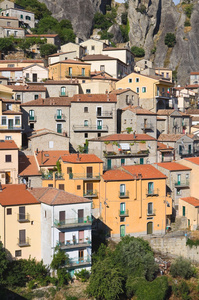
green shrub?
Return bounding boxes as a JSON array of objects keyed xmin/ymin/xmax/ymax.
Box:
[
  {"xmin": 131, "ymin": 46, "xmax": 145, "ymax": 57},
  {"xmin": 164, "ymin": 33, "xmax": 176, "ymax": 47},
  {"xmin": 186, "ymin": 238, "xmax": 199, "ymax": 248},
  {"xmin": 172, "ymin": 280, "xmax": 191, "ymax": 300},
  {"xmin": 28, "ymin": 280, "xmax": 36, "ymax": 290},
  {"xmin": 40, "ymin": 43, "xmax": 57, "ymax": 57},
  {"xmin": 66, "ymin": 296, "xmax": 78, "ymax": 300},
  {"xmin": 49, "ymin": 287, "xmax": 56, "ymax": 297},
  {"xmin": 184, "ymin": 4, "xmax": 193, "ymax": 19},
  {"xmin": 75, "ymin": 269, "xmax": 90, "ymax": 282},
  {"xmin": 151, "ymin": 47, "xmax": 156, "ymax": 54},
  {"xmin": 100, "ymin": 31, "xmax": 114, "ymax": 41},
  {"xmin": 136, "ymin": 4, "xmax": 147, "ymax": 14},
  {"xmin": 184, "ymin": 19, "xmax": 191, "ymax": 26},
  {"xmin": 170, "ymin": 257, "xmax": 196, "ymax": 279},
  {"xmin": 121, "ymin": 12, "xmax": 128, "ymax": 25}
]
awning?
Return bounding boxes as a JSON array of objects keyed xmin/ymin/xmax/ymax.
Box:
[{"xmin": 120, "ymin": 143, "xmax": 130, "ymax": 150}]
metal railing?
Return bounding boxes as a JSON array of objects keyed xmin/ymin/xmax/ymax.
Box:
[
  {"xmin": 18, "ymin": 237, "xmax": 30, "ymax": 247},
  {"xmin": 42, "ymin": 173, "xmax": 64, "ymax": 180},
  {"xmin": 57, "ymin": 238, "xmax": 91, "ymax": 248},
  {"xmin": 175, "ymin": 180, "xmax": 189, "ymax": 187},
  {"xmin": 17, "ymin": 213, "xmax": 30, "ymax": 222},
  {"xmin": 29, "ymin": 116, "xmax": 37, "ymax": 122},
  {"xmin": 69, "ymin": 173, "xmax": 100, "ymax": 180},
  {"xmin": 54, "ymin": 216, "xmax": 92, "ymax": 228},
  {"xmin": 96, "ymin": 111, "xmax": 113, "ymax": 118},
  {"xmin": 119, "ymin": 209, "xmax": 129, "ymax": 217},
  {"xmin": 73, "ymin": 125, "xmax": 108, "ymax": 131},
  {"xmin": 118, "ymin": 191, "xmax": 129, "ymax": 198},
  {"xmin": 104, "ymin": 150, "xmax": 149, "ymax": 158},
  {"xmin": 54, "ymin": 114, "xmax": 66, "ymax": 121},
  {"xmin": 146, "ymin": 189, "xmax": 159, "ymax": 196},
  {"xmin": 146, "ymin": 209, "xmax": 156, "ymax": 216},
  {"xmin": 83, "ymin": 189, "xmax": 98, "ymax": 197},
  {"xmin": 0, "ymin": 125, "xmax": 23, "ymax": 131},
  {"xmin": 66, "ymin": 256, "xmax": 91, "ymax": 266}
]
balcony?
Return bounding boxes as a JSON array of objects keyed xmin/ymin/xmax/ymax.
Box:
[
  {"xmin": 118, "ymin": 191, "xmax": 129, "ymax": 198},
  {"xmin": 146, "ymin": 189, "xmax": 159, "ymax": 197},
  {"xmin": 65, "ymin": 71, "xmax": 90, "ymax": 78},
  {"xmin": 54, "ymin": 114, "xmax": 66, "ymax": 121},
  {"xmin": 69, "ymin": 173, "xmax": 100, "ymax": 180},
  {"xmin": 18, "ymin": 237, "xmax": 30, "ymax": 247},
  {"xmin": 28, "ymin": 116, "xmax": 37, "ymax": 122},
  {"xmin": 119, "ymin": 209, "xmax": 129, "ymax": 217},
  {"xmin": 156, "ymin": 92, "xmax": 170, "ymax": 99},
  {"xmin": 42, "ymin": 173, "xmax": 64, "ymax": 180},
  {"xmin": 96, "ymin": 111, "xmax": 113, "ymax": 118},
  {"xmin": 0, "ymin": 125, "xmax": 23, "ymax": 131},
  {"xmin": 141, "ymin": 122, "xmax": 154, "ymax": 131},
  {"xmin": 54, "ymin": 216, "xmax": 92, "ymax": 229},
  {"xmin": 146, "ymin": 209, "xmax": 156, "ymax": 216},
  {"xmin": 178, "ymin": 150, "xmax": 193, "ymax": 157},
  {"xmin": 57, "ymin": 238, "xmax": 91, "ymax": 250},
  {"xmin": 175, "ymin": 180, "xmax": 189, "ymax": 188},
  {"xmin": 17, "ymin": 213, "xmax": 30, "ymax": 223},
  {"xmin": 66, "ymin": 256, "xmax": 91, "ymax": 267},
  {"xmin": 73, "ymin": 125, "xmax": 108, "ymax": 132},
  {"xmin": 83, "ymin": 189, "xmax": 98, "ymax": 197},
  {"xmin": 104, "ymin": 150, "xmax": 149, "ymax": 158}
]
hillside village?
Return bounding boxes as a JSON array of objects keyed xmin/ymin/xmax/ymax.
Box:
[{"xmin": 0, "ymin": 0, "xmax": 199, "ymax": 298}]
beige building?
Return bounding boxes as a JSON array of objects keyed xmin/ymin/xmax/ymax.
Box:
[
  {"xmin": 26, "ymin": 34, "xmax": 61, "ymax": 50},
  {"xmin": 0, "ymin": 140, "xmax": 18, "ymax": 184},
  {"xmin": 60, "ymin": 42, "xmax": 86, "ymax": 59},
  {"xmin": 2, "ymin": 7, "xmax": 35, "ymax": 29},
  {"xmin": 48, "ymin": 51, "xmax": 78, "ymax": 65},
  {"xmin": 23, "ymin": 64, "xmax": 48, "ymax": 83},
  {"xmin": 102, "ymin": 47, "xmax": 134, "ymax": 72},
  {"xmin": 157, "ymin": 142, "xmax": 174, "ymax": 163},
  {"xmin": 173, "ymin": 87, "xmax": 198, "ymax": 112},
  {"xmin": 19, "ymin": 153, "xmax": 41, "ymax": 188},
  {"xmin": 0, "ymin": 15, "xmax": 19, "ymax": 27},
  {"xmin": 0, "ymin": 59, "xmax": 44, "ymax": 68},
  {"xmin": 0, "ymin": 184, "xmax": 41, "ymax": 260},
  {"xmin": 0, "ymin": 25, "xmax": 25, "ymax": 38},
  {"xmin": 178, "ymin": 197, "xmax": 199, "ymax": 230},
  {"xmin": 155, "ymin": 68, "xmax": 172, "ymax": 83},
  {"xmin": 43, "ymin": 80, "xmax": 79, "ymax": 98},
  {"xmin": 10, "ymin": 84, "xmax": 47, "ymax": 103},
  {"xmin": 80, "ymin": 38, "xmax": 108, "ymax": 55},
  {"xmin": 135, "ymin": 59, "xmax": 153, "ymax": 72}
]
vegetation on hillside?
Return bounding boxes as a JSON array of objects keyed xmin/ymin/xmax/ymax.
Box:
[
  {"xmin": 131, "ymin": 46, "xmax": 145, "ymax": 57},
  {"xmin": 164, "ymin": 33, "xmax": 176, "ymax": 48}
]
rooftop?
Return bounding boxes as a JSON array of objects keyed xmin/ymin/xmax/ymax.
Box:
[
  {"xmin": 157, "ymin": 162, "xmax": 191, "ymax": 171},
  {"xmin": 61, "ymin": 154, "xmax": 103, "ymax": 164},
  {"xmin": 122, "ymin": 105, "xmax": 156, "ymax": 115},
  {"xmin": 21, "ymin": 97, "xmax": 72, "ymax": 106},
  {"xmin": 90, "ymin": 133, "xmax": 156, "ymax": 142},
  {"xmin": 26, "ymin": 34, "xmax": 58, "ymax": 38},
  {"xmin": 8, "ymin": 85, "xmax": 47, "ymax": 92},
  {"xmin": 157, "ymin": 109, "xmax": 188, "ymax": 116},
  {"xmin": 185, "ymin": 157, "xmax": 199, "ymax": 165},
  {"xmin": 158, "ymin": 134, "xmax": 193, "ymax": 142},
  {"xmin": 0, "ymin": 140, "xmax": 18, "ymax": 150},
  {"xmin": 50, "ymin": 59, "xmax": 91, "ymax": 66},
  {"xmin": 110, "ymin": 89, "xmax": 135, "ymax": 95},
  {"xmin": 157, "ymin": 142, "xmax": 173, "ymax": 151},
  {"xmin": 180, "ymin": 197, "xmax": 199, "ymax": 207},
  {"xmin": 19, "ymin": 155, "xmax": 40, "ymax": 176},
  {"xmin": 71, "ymin": 94, "xmax": 117, "ymax": 103},
  {"xmin": 0, "ymin": 60, "xmax": 44, "ymax": 63},
  {"xmin": 36, "ymin": 150, "xmax": 69, "ymax": 166},
  {"xmin": 83, "ymin": 54, "xmax": 125, "ymax": 64}
]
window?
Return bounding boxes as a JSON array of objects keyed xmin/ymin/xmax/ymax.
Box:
[
  {"xmin": 176, "ymin": 189, "xmax": 181, "ymax": 196},
  {"xmin": 128, "ymin": 78, "xmax": 132, "ymax": 83},
  {"xmin": 120, "ymin": 225, "xmax": 125, "ymax": 237},
  {"xmin": 56, "ymin": 109, "xmax": 62, "ymax": 119},
  {"xmin": 48, "ymin": 184, "xmax": 53, "ymax": 187},
  {"xmin": 59, "ymin": 184, "xmax": 65, "ymax": 190},
  {"xmin": 183, "ymin": 206, "xmax": 186, "ymax": 216},
  {"xmin": 44, "ymin": 211, "xmax": 47, "ymax": 218},
  {"xmin": 19, "ymin": 229, "xmax": 26, "ymax": 244},
  {"xmin": 6, "ymin": 103, "xmax": 11, "ymax": 110},
  {"xmin": 30, "ymin": 123, "xmax": 34, "ymax": 129},
  {"xmin": 82, "ymin": 80, "xmax": 85, "ymax": 83},
  {"xmin": 86, "ymin": 89, "xmax": 91, "ymax": 94},
  {"xmin": 186, "ymin": 174, "xmax": 189, "ymax": 180},
  {"xmin": 7, "ymin": 21, "xmax": 10, "ymax": 26},
  {"xmin": 166, "ymin": 72, "xmax": 169, "ymax": 78},
  {"xmin": 1, "ymin": 116, "xmax": 6, "ymax": 125},
  {"xmin": 97, "ymin": 119, "xmax": 102, "ymax": 129},
  {"xmin": 120, "ymin": 217, "xmax": 125, "ymax": 222},
  {"xmin": 84, "ymin": 107, "xmax": 88, "ymax": 113},
  {"xmin": 29, "ymin": 110, "xmax": 34, "ymax": 121},
  {"xmin": 91, "ymin": 45, "xmax": 95, "ymax": 50},
  {"xmin": 7, "ymin": 30, "xmax": 10, "ymax": 37},
  {"xmin": 57, "ymin": 124, "xmax": 62, "ymax": 133},
  {"xmin": 136, "ymin": 87, "xmax": 139, "ymax": 93},
  {"xmin": 126, "ymin": 95, "xmax": 130, "ymax": 105},
  {"xmin": 98, "ymin": 133, "xmax": 101, "ymax": 137},
  {"xmin": 15, "ymin": 250, "xmax": 21, "ymax": 257},
  {"xmin": 142, "ymin": 87, "xmax": 146, "ymax": 93},
  {"xmin": 147, "ymin": 202, "xmax": 153, "ymax": 215},
  {"xmin": 120, "ymin": 202, "xmax": 125, "ymax": 215},
  {"xmin": 82, "ymin": 68, "xmax": 85, "ymax": 76},
  {"xmin": 16, "ymin": 94, "xmax": 21, "ymax": 100},
  {"xmin": 49, "ymin": 141, "xmax": 54, "ymax": 148},
  {"xmin": 77, "ymin": 185, "xmax": 81, "ymax": 190},
  {"xmin": 14, "ymin": 31, "xmax": 17, "ymax": 37},
  {"xmin": 20, "ymin": 14, "xmax": 23, "ymax": 19},
  {"xmin": 61, "ymin": 86, "xmax": 66, "ymax": 96},
  {"xmin": 84, "ymin": 120, "xmax": 88, "ymax": 127},
  {"xmin": 5, "ymin": 136, "xmax": 12, "ymax": 140},
  {"xmin": 19, "ymin": 206, "xmax": 25, "ymax": 220},
  {"xmin": 7, "ymin": 208, "xmax": 12, "ymax": 215},
  {"xmin": 124, "ymin": 119, "xmax": 126, "ymax": 124},
  {"xmin": 177, "ymin": 174, "xmax": 181, "ymax": 185},
  {"xmin": 69, "ymin": 67, "xmax": 72, "ymax": 76},
  {"xmin": 147, "ymin": 222, "xmax": 153, "ymax": 234},
  {"xmin": 120, "ymin": 184, "xmax": 125, "ymax": 197},
  {"xmin": 15, "ymin": 116, "xmax": 20, "ymax": 125},
  {"xmin": 100, "ymin": 65, "xmax": 105, "ymax": 71},
  {"xmin": 34, "ymin": 95, "xmax": 38, "ymax": 100},
  {"xmin": 5, "ymin": 155, "xmax": 11, "ymax": 162},
  {"xmin": 136, "ymin": 77, "xmax": 139, "ymax": 82},
  {"xmin": 26, "ymin": 73, "xmax": 29, "ymax": 78},
  {"xmin": 179, "ymin": 145, "xmax": 182, "ymax": 155},
  {"xmin": 148, "ymin": 182, "xmax": 154, "ymax": 194},
  {"xmin": 85, "ymin": 133, "xmax": 88, "ymax": 138},
  {"xmin": 96, "ymin": 107, "xmax": 102, "ymax": 116},
  {"xmin": 25, "ymin": 16, "xmax": 31, "ymax": 20}
]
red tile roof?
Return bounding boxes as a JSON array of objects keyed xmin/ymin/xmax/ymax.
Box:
[
  {"xmin": 2, "ymin": 26, "xmax": 24, "ymax": 30},
  {"xmin": 26, "ymin": 34, "xmax": 58, "ymax": 38},
  {"xmin": 157, "ymin": 142, "xmax": 173, "ymax": 151},
  {"xmin": 9, "ymin": 85, "xmax": 47, "ymax": 92},
  {"xmin": 0, "ymin": 140, "xmax": 18, "ymax": 149},
  {"xmin": 110, "ymin": 89, "xmax": 135, "ymax": 95},
  {"xmin": 0, "ymin": 60, "xmax": 44, "ymax": 63},
  {"xmin": 157, "ymin": 162, "xmax": 191, "ymax": 171},
  {"xmin": 91, "ymin": 133, "xmax": 156, "ymax": 141},
  {"xmin": 190, "ymin": 72, "xmax": 199, "ymax": 75},
  {"xmin": 43, "ymin": 80, "xmax": 79, "ymax": 85},
  {"xmin": 158, "ymin": 134, "xmax": 193, "ymax": 142},
  {"xmin": 157, "ymin": 109, "xmax": 188, "ymax": 116},
  {"xmin": 50, "ymin": 59, "xmax": 90, "ymax": 65},
  {"xmin": 21, "ymin": 97, "xmax": 72, "ymax": 106},
  {"xmin": 0, "ymin": 67, "xmax": 23, "ymax": 71},
  {"xmin": 0, "ymin": 16, "xmax": 18, "ymax": 20},
  {"xmin": 0, "ymin": 184, "xmax": 39, "ymax": 206},
  {"xmin": 180, "ymin": 197, "xmax": 199, "ymax": 207},
  {"xmin": 185, "ymin": 157, "xmax": 199, "ymax": 165},
  {"xmin": 71, "ymin": 94, "xmax": 117, "ymax": 103},
  {"xmin": 28, "ymin": 128, "xmax": 67, "ymax": 139},
  {"xmin": 36, "ymin": 150, "xmax": 69, "ymax": 166},
  {"xmin": 61, "ymin": 154, "xmax": 103, "ymax": 164},
  {"xmin": 83, "ymin": 54, "xmax": 124, "ymax": 64},
  {"xmin": 29, "ymin": 187, "xmax": 91, "ymax": 205},
  {"xmin": 122, "ymin": 105, "xmax": 156, "ymax": 115},
  {"xmin": 2, "ymin": 110, "xmax": 22, "ymax": 115},
  {"xmin": 102, "ymin": 169, "xmax": 134, "ymax": 181},
  {"xmin": 19, "ymin": 155, "xmax": 40, "ymax": 176}
]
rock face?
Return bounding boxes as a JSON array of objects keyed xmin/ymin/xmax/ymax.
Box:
[{"xmin": 39, "ymin": 0, "xmax": 111, "ymax": 40}]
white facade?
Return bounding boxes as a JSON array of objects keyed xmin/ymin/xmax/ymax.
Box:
[
  {"xmin": 2, "ymin": 8, "xmax": 35, "ymax": 28},
  {"xmin": 23, "ymin": 64, "xmax": 48, "ymax": 83},
  {"xmin": 80, "ymin": 39, "xmax": 108, "ymax": 55}
]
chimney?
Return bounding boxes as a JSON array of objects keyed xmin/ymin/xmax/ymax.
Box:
[
  {"xmin": 105, "ymin": 89, "xmax": 108, "ymax": 94},
  {"xmin": 76, "ymin": 152, "xmax": 80, "ymax": 161},
  {"xmin": 42, "ymin": 99, "xmax": 44, "ymax": 105},
  {"xmin": 107, "ymin": 94, "xmax": 110, "ymax": 101},
  {"xmin": 133, "ymin": 131, "xmax": 136, "ymax": 139},
  {"xmin": 0, "ymin": 182, "xmax": 2, "ymax": 192},
  {"xmin": 41, "ymin": 150, "xmax": 43, "ymax": 165}
]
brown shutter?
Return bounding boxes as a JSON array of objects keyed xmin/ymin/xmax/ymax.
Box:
[
  {"xmin": 19, "ymin": 229, "xmax": 25, "ymax": 243},
  {"xmin": 59, "ymin": 232, "xmax": 65, "ymax": 244},
  {"xmin": 87, "ymin": 167, "xmax": 92, "ymax": 178},
  {"xmin": 59, "ymin": 211, "xmax": 65, "ymax": 222},
  {"xmin": 78, "ymin": 209, "xmax": 84, "ymax": 223},
  {"xmin": 19, "ymin": 207, "xmax": 25, "ymax": 220}
]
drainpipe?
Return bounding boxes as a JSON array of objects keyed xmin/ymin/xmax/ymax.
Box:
[
  {"xmin": 134, "ymin": 176, "xmax": 137, "ymax": 200},
  {"xmin": 4, "ymin": 206, "xmax": 5, "ymax": 248}
]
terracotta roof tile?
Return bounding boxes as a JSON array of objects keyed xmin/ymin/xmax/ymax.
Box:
[
  {"xmin": 122, "ymin": 105, "xmax": 156, "ymax": 115},
  {"xmin": 26, "ymin": 34, "xmax": 58, "ymax": 38},
  {"xmin": 8, "ymin": 85, "xmax": 47, "ymax": 92},
  {"xmin": 157, "ymin": 142, "xmax": 173, "ymax": 151},
  {"xmin": 29, "ymin": 187, "xmax": 91, "ymax": 205},
  {"xmin": 28, "ymin": 128, "xmax": 67, "ymax": 139},
  {"xmin": 0, "ymin": 16, "xmax": 18, "ymax": 20},
  {"xmin": 2, "ymin": 110, "xmax": 22, "ymax": 115},
  {"xmin": 190, "ymin": 72, "xmax": 199, "ymax": 75},
  {"xmin": 1, "ymin": 26, "xmax": 24, "ymax": 30},
  {"xmin": 110, "ymin": 89, "xmax": 135, "ymax": 95},
  {"xmin": 157, "ymin": 162, "xmax": 191, "ymax": 171},
  {"xmin": 102, "ymin": 169, "xmax": 134, "ymax": 181},
  {"xmin": 158, "ymin": 134, "xmax": 193, "ymax": 142},
  {"xmin": 21, "ymin": 97, "xmax": 72, "ymax": 106},
  {"xmin": 185, "ymin": 84, "xmax": 199, "ymax": 88},
  {"xmin": 122, "ymin": 165, "xmax": 167, "ymax": 179},
  {"xmin": 0, "ymin": 67, "xmax": 23, "ymax": 71},
  {"xmin": 71, "ymin": 94, "xmax": 117, "ymax": 103},
  {"xmin": 83, "ymin": 54, "xmax": 124, "ymax": 64},
  {"xmin": 19, "ymin": 155, "xmax": 40, "ymax": 176},
  {"xmin": 186, "ymin": 109, "xmax": 199, "ymax": 114},
  {"xmin": 61, "ymin": 154, "xmax": 103, "ymax": 164},
  {"xmin": 91, "ymin": 133, "xmax": 156, "ymax": 141},
  {"xmin": 50, "ymin": 59, "xmax": 90, "ymax": 65},
  {"xmin": 157, "ymin": 109, "xmax": 188, "ymax": 116},
  {"xmin": 0, "ymin": 184, "xmax": 39, "ymax": 206},
  {"xmin": 0, "ymin": 60, "xmax": 44, "ymax": 63},
  {"xmin": 0, "ymin": 140, "xmax": 18, "ymax": 149},
  {"xmin": 185, "ymin": 157, "xmax": 199, "ymax": 165},
  {"xmin": 180, "ymin": 197, "xmax": 199, "ymax": 207},
  {"xmin": 44, "ymin": 80, "xmax": 79, "ymax": 85},
  {"xmin": 36, "ymin": 150, "xmax": 69, "ymax": 166}
]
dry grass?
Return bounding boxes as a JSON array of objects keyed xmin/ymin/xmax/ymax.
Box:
[{"xmin": 164, "ymin": 48, "xmax": 173, "ymax": 68}]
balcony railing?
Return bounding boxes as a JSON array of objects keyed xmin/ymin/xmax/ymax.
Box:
[
  {"xmin": 73, "ymin": 125, "xmax": 108, "ymax": 132},
  {"xmin": 18, "ymin": 237, "xmax": 30, "ymax": 247},
  {"xmin": 175, "ymin": 180, "xmax": 189, "ymax": 187},
  {"xmin": 69, "ymin": 173, "xmax": 100, "ymax": 180},
  {"xmin": 118, "ymin": 191, "xmax": 129, "ymax": 198},
  {"xmin": 17, "ymin": 213, "xmax": 30, "ymax": 222},
  {"xmin": 146, "ymin": 209, "xmax": 156, "ymax": 216},
  {"xmin": 57, "ymin": 238, "xmax": 91, "ymax": 249},
  {"xmin": 146, "ymin": 189, "xmax": 159, "ymax": 197},
  {"xmin": 42, "ymin": 173, "xmax": 64, "ymax": 180},
  {"xmin": 96, "ymin": 111, "xmax": 113, "ymax": 118},
  {"xmin": 83, "ymin": 189, "xmax": 98, "ymax": 197},
  {"xmin": 66, "ymin": 256, "xmax": 91, "ymax": 267},
  {"xmin": 54, "ymin": 114, "xmax": 66, "ymax": 121},
  {"xmin": 65, "ymin": 71, "xmax": 90, "ymax": 78},
  {"xmin": 28, "ymin": 116, "xmax": 37, "ymax": 122},
  {"xmin": 54, "ymin": 216, "xmax": 92, "ymax": 228},
  {"xmin": 0, "ymin": 125, "xmax": 23, "ymax": 131},
  {"xmin": 178, "ymin": 150, "xmax": 193, "ymax": 157},
  {"xmin": 119, "ymin": 209, "xmax": 129, "ymax": 217},
  {"xmin": 104, "ymin": 150, "xmax": 149, "ymax": 158},
  {"xmin": 141, "ymin": 123, "xmax": 154, "ymax": 131},
  {"xmin": 156, "ymin": 92, "xmax": 170, "ymax": 98}
]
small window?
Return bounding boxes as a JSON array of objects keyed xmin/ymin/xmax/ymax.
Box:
[
  {"xmin": 26, "ymin": 73, "xmax": 29, "ymax": 78},
  {"xmin": 20, "ymin": 15, "xmax": 23, "ymax": 19},
  {"xmin": 57, "ymin": 124, "xmax": 62, "ymax": 133},
  {"xmin": 7, "ymin": 21, "xmax": 10, "ymax": 26},
  {"xmin": 7, "ymin": 208, "xmax": 12, "ymax": 215},
  {"xmin": 100, "ymin": 65, "xmax": 105, "ymax": 71},
  {"xmin": 98, "ymin": 133, "xmax": 101, "ymax": 137},
  {"xmin": 84, "ymin": 107, "xmax": 88, "ymax": 113},
  {"xmin": 176, "ymin": 189, "xmax": 181, "ymax": 196},
  {"xmin": 5, "ymin": 155, "xmax": 11, "ymax": 162},
  {"xmin": 82, "ymin": 68, "xmax": 85, "ymax": 76},
  {"xmin": 85, "ymin": 133, "xmax": 88, "ymax": 138},
  {"xmin": 124, "ymin": 119, "xmax": 126, "ymax": 124},
  {"xmin": 77, "ymin": 185, "xmax": 81, "ymax": 190},
  {"xmin": 128, "ymin": 78, "xmax": 132, "ymax": 83},
  {"xmin": 86, "ymin": 89, "xmax": 91, "ymax": 94},
  {"xmin": 34, "ymin": 95, "xmax": 38, "ymax": 100},
  {"xmin": 30, "ymin": 123, "xmax": 34, "ymax": 129},
  {"xmin": 61, "ymin": 86, "xmax": 66, "ymax": 96},
  {"xmin": 136, "ymin": 87, "xmax": 139, "ymax": 93},
  {"xmin": 5, "ymin": 136, "xmax": 12, "ymax": 140},
  {"xmin": 136, "ymin": 78, "xmax": 139, "ymax": 83},
  {"xmin": 15, "ymin": 116, "xmax": 20, "ymax": 125},
  {"xmin": 14, "ymin": 31, "xmax": 17, "ymax": 37},
  {"xmin": 59, "ymin": 184, "xmax": 65, "ymax": 190},
  {"xmin": 44, "ymin": 211, "xmax": 47, "ymax": 218},
  {"xmin": 49, "ymin": 141, "xmax": 54, "ymax": 148},
  {"xmin": 84, "ymin": 120, "xmax": 88, "ymax": 127},
  {"xmin": 48, "ymin": 184, "xmax": 53, "ymax": 187},
  {"xmin": 16, "ymin": 94, "xmax": 21, "ymax": 100},
  {"xmin": 67, "ymin": 167, "xmax": 72, "ymax": 174},
  {"xmin": 69, "ymin": 67, "xmax": 72, "ymax": 76},
  {"xmin": 1, "ymin": 117, "xmax": 6, "ymax": 125},
  {"xmin": 91, "ymin": 45, "xmax": 95, "ymax": 50},
  {"xmin": 142, "ymin": 87, "xmax": 146, "ymax": 93},
  {"xmin": 82, "ymin": 80, "xmax": 85, "ymax": 83},
  {"xmin": 166, "ymin": 72, "xmax": 169, "ymax": 78},
  {"xmin": 126, "ymin": 95, "xmax": 130, "ymax": 105},
  {"xmin": 15, "ymin": 250, "xmax": 21, "ymax": 257},
  {"xmin": 6, "ymin": 104, "xmax": 11, "ymax": 110},
  {"xmin": 120, "ymin": 217, "xmax": 125, "ymax": 222}
]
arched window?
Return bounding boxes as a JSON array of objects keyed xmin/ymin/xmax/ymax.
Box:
[{"xmin": 60, "ymin": 86, "xmax": 66, "ymax": 96}]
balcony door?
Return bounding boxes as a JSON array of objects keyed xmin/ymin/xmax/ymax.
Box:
[
  {"xmin": 59, "ymin": 211, "xmax": 65, "ymax": 225},
  {"xmin": 87, "ymin": 182, "xmax": 93, "ymax": 194},
  {"xmin": 19, "ymin": 229, "xmax": 26, "ymax": 244},
  {"xmin": 59, "ymin": 232, "xmax": 65, "ymax": 245},
  {"xmin": 148, "ymin": 182, "xmax": 154, "ymax": 194},
  {"xmin": 78, "ymin": 209, "xmax": 84, "ymax": 223},
  {"xmin": 120, "ymin": 184, "xmax": 125, "ymax": 197},
  {"xmin": 177, "ymin": 174, "xmax": 181, "ymax": 185},
  {"xmin": 120, "ymin": 225, "xmax": 125, "ymax": 237},
  {"xmin": 97, "ymin": 107, "xmax": 102, "ymax": 117},
  {"xmin": 78, "ymin": 250, "xmax": 84, "ymax": 262},
  {"xmin": 19, "ymin": 206, "xmax": 25, "ymax": 220},
  {"xmin": 8, "ymin": 119, "xmax": 13, "ymax": 129},
  {"xmin": 120, "ymin": 202, "xmax": 125, "ymax": 215},
  {"xmin": 33, "ymin": 73, "xmax": 37, "ymax": 82},
  {"xmin": 147, "ymin": 222, "xmax": 153, "ymax": 234},
  {"xmin": 29, "ymin": 110, "xmax": 34, "ymax": 120},
  {"xmin": 57, "ymin": 109, "xmax": 62, "ymax": 119},
  {"xmin": 78, "ymin": 230, "xmax": 84, "ymax": 243},
  {"xmin": 97, "ymin": 120, "xmax": 102, "ymax": 130},
  {"xmin": 87, "ymin": 167, "xmax": 93, "ymax": 178}
]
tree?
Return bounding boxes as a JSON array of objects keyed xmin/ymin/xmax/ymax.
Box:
[
  {"xmin": 164, "ymin": 33, "xmax": 176, "ymax": 48},
  {"xmin": 131, "ymin": 46, "xmax": 145, "ymax": 57},
  {"xmin": 170, "ymin": 257, "xmax": 196, "ymax": 279},
  {"xmin": 40, "ymin": 44, "xmax": 57, "ymax": 57},
  {"xmin": 0, "ymin": 242, "xmax": 8, "ymax": 284},
  {"xmin": 0, "ymin": 38, "xmax": 15, "ymax": 53},
  {"xmin": 33, "ymin": 16, "xmax": 59, "ymax": 34},
  {"xmin": 51, "ymin": 248, "xmax": 71, "ymax": 286},
  {"xmin": 16, "ymin": 0, "xmax": 52, "ymax": 20}
]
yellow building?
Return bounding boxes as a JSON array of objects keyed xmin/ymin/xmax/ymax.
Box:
[
  {"xmin": 0, "ymin": 184, "xmax": 41, "ymax": 260},
  {"xmin": 116, "ymin": 72, "xmax": 174, "ymax": 112},
  {"xmin": 48, "ymin": 59, "xmax": 91, "ymax": 82},
  {"xmin": 0, "ymin": 59, "xmax": 44, "ymax": 68},
  {"xmin": 0, "ymin": 140, "xmax": 18, "ymax": 184},
  {"xmin": 42, "ymin": 153, "xmax": 103, "ymax": 215},
  {"xmin": 100, "ymin": 164, "xmax": 172, "ymax": 238},
  {"xmin": 179, "ymin": 197, "xmax": 199, "ymax": 231}
]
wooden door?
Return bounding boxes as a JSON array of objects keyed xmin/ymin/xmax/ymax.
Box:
[
  {"xmin": 87, "ymin": 182, "xmax": 93, "ymax": 194},
  {"xmin": 78, "ymin": 230, "xmax": 84, "ymax": 243},
  {"xmin": 87, "ymin": 167, "xmax": 93, "ymax": 178},
  {"xmin": 78, "ymin": 250, "xmax": 84, "ymax": 262},
  {"xmin": 147, "ymin": 222, "xmax": 153, "ymax": 234},
  {"xmin": 120, "ymin": 225, "xmax": 125, "ymax": 237},
  {"xmin": 19, "ymin": 206, "xmax": 25, "ymax": 220},
  {"xmin": 59, "ymin": 232, "xmax": 65, "ymax": 245},
  {"xmin": 33, "ymin": 73, "xmax": 37, "ymax": 82},
  {"xmin": 78, "ymin": 209, "xmax": 84, "ymax": 223},
  {"xmin": 59, "ymin": 211, "xmax": 65, "ymax": 224}
]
